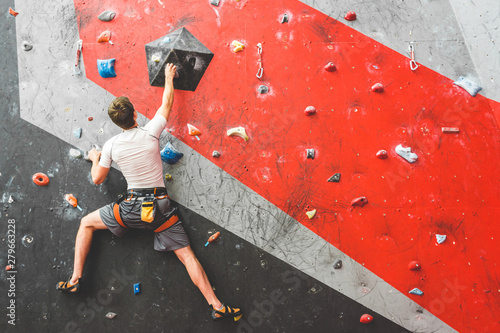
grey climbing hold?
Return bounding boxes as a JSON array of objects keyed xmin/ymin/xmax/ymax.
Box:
[
  {"xmin": 73, "ymin": 128, "xmax": 82, "ymax": 139},
  {"xmin": 436, "ymin": 234, "xmax": 447, "ymax": 244},
  {"xmin": 281, "ymin": 13, "xmax": 289, "ymax": 23},
  {"xmin": 395, "ymin": 144, "xmax": 417, "ymax": 163},
  {"xmin": 105, "ymin": 312, "xmax": 117, "ymax": 319},
  {"xmin": 145, "ymin": 27, "xmax": 214, "ymax": 91},
  {"xmin": 453, "ymin": 77, "xmax": 482, "ymax": 97},
  {"xmin": 210, "ymin": 0, "xmax": 220, "ymax": 6},
  {"xmin": 306, "ymin": 149, "xmax": 315, "ymax": 159},
  {"xmin": 333, "ymin": 259, "xmax": 342, "ymax": 269},
  {"xmin": 327, "ymin": 173, "xmax": 341, "ymax": 182},
  {"xmin": 409, "ymin": 288, "xmax": 424, "ymax": 296},
  {"xmin": 258, "ymin": 85, "xmax": 269, "ymax": 94},
  {"xmin": 98, "ymin": 10, "xmax": 116, "ymax": 22},
  {"xmin": 83, "ymin": 144, "xmax": 102, "ymax": 161},
  {"xmin": 212, "ymin": 150, "xmax": 221, "ymax": 158},
  {"xmin": 22, "ymin": 41, "xmax": 32, "ymax": 51},
  {"xmin": 260, "ymin": 260, "xmax": 268, "ymax": 270}
]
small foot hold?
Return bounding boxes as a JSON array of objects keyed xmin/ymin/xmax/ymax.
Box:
[
  {"xmin": 351, "ymin": 196, "xmax": 368, "ymax": 207},
  {"xmin": 211, "ymin": 304, "xmax": 243, "ymax": 321},
  {"xmin": 32, "ymin": 172, "xmax": 50, "ymax": 186},
  {"xmin": 306, "ymin": 209, "xmax": 316, "ymax": 219},
  {"xmin": 333, "ymin": 259, "xmax": 342, "ymax": 269},
  {"xmin": 98, "ymin": 10, "xmax": 116, "ymax": 22},
  {"xmin": 304, "ymin": 106, "xmax": 316, "ymax": 116},
  {"xmin": 97, "ymin": 31, "xmax": 111, "ymax": 43},
  {"xmin": 231, "ymin": 40, "xmax": 245, "ymax": 53},
  {"xmin": 453, "ymin": 77, "xmax": 482, "ymax": 97},
  {"xmin": 227, "ymin": 127, "xmax": 249, "ymax": 141},
  {"xmin": 105, "ymin": 312, "xmax": 117, "ymax": 319},
  {"xmin": 22, "ymin": 41, "xmax": 33, "ymax": 51},
  {"xmin": 344, "ymin": 11, "xmax": 356, "ymax": 21},
  {"xmin": 70, "ymin": 148, "xmax": 82, "ymax": 158},
  {"xmin": 187, "ymin": 124, "xmax": 202, "ymax": 137},
  {"xmin": 376, "ymin": 150, "xmax": 388, "ymax": 159},
  {"xmin": 280, "ymin": 13, "xmax": 289, "ymax": 23},
  {"xmin": 360, "ymin": 314, "xmax": 373, "ymax": 324},
  {"xmin": 436, "ymin": 234, "xmax": 446, "ymax": 244},
  {"xmin": 73, "ymin": 128, "xmax": 82, "ymax": 138},
  {"xmin": 327, "ymin": 173, "xmax": 341, "ymax": 182},
  {"xmin": 395, "ymin": 144, "xmax": 418, "ymax": 163},
  {"xmin": 409, "ymin": 287, "xmax": 424, "ymax": 296},
  {"xmin": 408, "ymin": 261, "xmax": 421, "ymax": 271},
  {"xmin": 442, "ymin": 127, "xmax": 459, "ymax": 133},
  {"xmin": 324, "ymin": 62, "xmax": 336, "ymax": 72},
  {"xmin": 306, "ymin": 148, "xmax": 315, "ymax": 159},
  {"xmin": 9, "ymin": 7, "xmax": 18, "ymax": 17},
  {"xmin": 371, "ymin": 83, "xmax": 384, "ymax": 93},
  {"xmin": 133, "ymin": 283, "xmax": 141, "ymax": 294},
  {"xmin": 56, "ymin": 278, "xmax": 80, "ymax": 293}
]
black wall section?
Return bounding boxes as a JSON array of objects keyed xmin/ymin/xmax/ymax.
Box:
[{"xmin": 0, "ymin": 1, "xmax": 409, "ymax": 332}]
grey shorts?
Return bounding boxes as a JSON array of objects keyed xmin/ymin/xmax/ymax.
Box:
[{"xmin": 99, "ymin": 196, "xmax": 190, "ymax": 252}]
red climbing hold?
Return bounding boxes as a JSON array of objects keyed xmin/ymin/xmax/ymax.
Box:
[
  {"xmin": 88, "ymin": 117, "xmax": 93, "ymax": 121},
  {"xmin": 371, "ymin": 83, "xmax": 384, "ymax": 93},
  {"xmin": 6, "ymin": 265, "xmax": 13, "ymax": 271},
  {"xmin": 408, "ymin": 261, "xmax": 421, "ymax": 271},
  {"xmin": 360, "ymin": 314, "xmax": 373, "ymax": 324},
  {"xmin": 351, "ymin": 196, "xmax": 368, "ymax": 207},
  {"xmin": 324, "ymin": 62, "xmax": 337, "ymax": 72},
  {"xmin": 304, "ymin": 106, "xmax": 316, "ymax": 116},
  {"xmin": 376, "ymin": 150, "xmax": 388, "ymax": 159},
  {"xmin": 32, "ymin": 172, "xmax": 50, "ymax": 186},
  {"xmin": 442, "ymin": 127, "xmax": 459, "ymax": 133},
  {"xmin": 344, "ymin": 11, "xmax": 356, "ymax": 21}
]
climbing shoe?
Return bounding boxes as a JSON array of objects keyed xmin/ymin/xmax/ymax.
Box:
[
  {"xmin": 56, "ymin": 277, "xmax": 80, "ymax": 293},
  {"xmin": 211, "ymin": 304, "xmax": 243, "ymax": 321}
]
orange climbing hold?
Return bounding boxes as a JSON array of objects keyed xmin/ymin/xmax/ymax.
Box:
[
  {"xmin": 205, "ymin": 231, "xmax": 220, "ymax": 246},
  {"xmin": 360, "ymin": 314, "xmax": 373, "ymax": 324},
  {"xmin": 32, "ymin": 172, "xmax": 50, "ymax": 186},
  {"xmin": 97, "ymin": 31, "xmax": 111, "ymax": 43},
  {"xmin": 65, "ymin": 194, "xmax": 78, "ymax": 208},
  {"xmin": 9, "ymin": 7, "xmax": 19, "ymax": 17},
  {"xmin": 187, "ymin": 124, "xmax": 202, "ymax": 136}
]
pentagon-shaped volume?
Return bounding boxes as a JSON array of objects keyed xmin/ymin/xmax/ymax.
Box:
[
  {"xmin": 160, "ymin": 142, "xmax": 184, "ymax": 164},
  {"xmin": 145, "ymin": 27, "xmax": 214, "ymax": 91}
]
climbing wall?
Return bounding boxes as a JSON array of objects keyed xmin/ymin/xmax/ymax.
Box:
[
  {"xmin": 73, "ymin": 1, "xmax": 500, "ymax": 332},
  {"xmin": 7, "ymin": 0, "xmax": 500, "ymax": 332}
]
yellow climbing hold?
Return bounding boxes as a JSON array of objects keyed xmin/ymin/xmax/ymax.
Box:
[
  {"xmin": 165, "ymin": 173, "xmax": 172, "ymax": 180},
  {"xmin": 306, "ymin": 209, "xmax": 316, "ymax": 219},
  {"xmin": 232, "ymin": 40, "xmax": 245, "ymax": 53},
  {"xmin": 227, "ymin": 127, "xmax": 249, "ymax": 141}
]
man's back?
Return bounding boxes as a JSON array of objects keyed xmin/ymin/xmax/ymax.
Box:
[{"xmin": 99, "ymin": 114, "xmax": 167, "ymax": 189}]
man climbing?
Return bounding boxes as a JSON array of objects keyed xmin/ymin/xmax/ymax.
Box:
[{"xmin": 56, "ymin": 63, "xmax": 242, "ymax": 322}]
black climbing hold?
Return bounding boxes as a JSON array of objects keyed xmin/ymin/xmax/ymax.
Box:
[
  {"xmin": 281, "ymin": 13, "xmax": 289, "ymax": 23},
  {"xmin": 333, "ymin": 259, "xmax": 342, "ymax": 269},
  {"xmin": 210, "ymin": 0, "xmax": 220, "ymax": 6},
  {"xmin": 327, "ymin": 173, "xmax": 341, "ymax": 182},
  {"xmin": 212, "ymin": 150, "xmax": 221, "ymax": 158},
  {"xmin": 306, "ymin": 149, "xmax": 315, "ymax": 159},
  {"xmin": 145, "ymin": 27, "xmax": 214, "ymax": 91},
  {"xmin": 22, "ymin": 41, "xmax": 32, "ymax": 51},
  {"xmin": 258, "ymin": 85, "xmax": 269, "ymax": 94}
]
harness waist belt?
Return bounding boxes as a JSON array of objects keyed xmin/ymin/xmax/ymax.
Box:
[{"xmin": 127, "ymin": 187, "xmax": 167, "ymax": 197}]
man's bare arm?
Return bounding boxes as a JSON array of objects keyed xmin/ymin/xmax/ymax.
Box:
[
  {"xmin": 89, "ymin": 149, "xmax": 110, "ymax": 185},
  {"xmin": 156, "ymin": 63, "xmax": 177, "ymax": 121}
]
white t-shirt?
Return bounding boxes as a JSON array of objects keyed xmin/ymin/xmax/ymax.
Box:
[{"xmin": 100, "ymin": 114, "xmax": 167, "ymax": 189}]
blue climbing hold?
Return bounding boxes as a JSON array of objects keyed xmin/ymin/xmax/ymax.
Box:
[
  {"xmin": 133, "ymin": 283, "xmax": 141, "ymax": 294},
  {"xmin": 97, "ymin": 58, "xmax": 116, "ymax": 78},
  {"xmin": 453, "ymin": 77, "xmax": 482, "ymax": 97},
  {"xmin": 409, "ymin": 288, "xmax": 424, "ymax": 296},
  {"xmin": 160, "ymin": 142, "xmax": 184, "ymax": 164},
  {"xmin": 73, "ymin": 128, "xmax": 82, "ymax": 138}
]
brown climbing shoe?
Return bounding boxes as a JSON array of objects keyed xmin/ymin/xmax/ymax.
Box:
[
  {"xmin": 56, "ymin": 277, "xmax": 80, "ymax": 293},
  {"xmin": 211, "ymin": 304, "xmax": 243, "ymax": 321}
]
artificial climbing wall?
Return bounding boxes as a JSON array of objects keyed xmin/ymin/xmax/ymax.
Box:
[{"xmin": 11, "ymin": 0, "xmax": 500, "ymax": 332}]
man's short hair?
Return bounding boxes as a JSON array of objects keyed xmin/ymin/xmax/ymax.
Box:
[{"xmin": 108, "ymin": 96, "xmax": 136, "ymax": 129}]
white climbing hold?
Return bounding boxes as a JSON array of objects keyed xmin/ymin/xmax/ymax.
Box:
[
  {"xmin": 70, "ymin": 149, "xmax": 82, "ymax": 158},
  {"xmin": 306, "ymin": 209, "xmax": 316, "ymax": 219},
  {"xmin": 227, "ymin": 127, "xmax": 249, "ymax": 141},
  {"xmin": 8, "ymin": 195, "xmax": 14, "ymax": 203},
  {"xmin": 409, "ymin": 288, "xmax": 424, "ymax": 296},
  {"xmin": 436, "ymin": 234, "xmax": 447, "ymax": 244},
  {"xmin": 453, "ymin": 77, "xmax": 482, "ymax": 97},
  {"xmin": 395, "ymin": 144, "xmax": 418, "ymax": 163},
  {"xmin": 105, "ymin": 312, "xmax": 117, "ymax": 319}
]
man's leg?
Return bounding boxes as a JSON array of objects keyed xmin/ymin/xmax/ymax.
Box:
[
  {"xmin": 70, "ymin": 209, "xmax": 108, "ymax": 284},
  {"xmin": 174, "ymin": 245, "xmax": 242, "ymax": 321},
  {"xmin": 174, "ymin": 245, "xmax": 222, "ymax": 308}
]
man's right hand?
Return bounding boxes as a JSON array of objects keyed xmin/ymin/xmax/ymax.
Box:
[
  {"xmin": 88, "ymin": 148, "xmax": 101, "ymax": 163},
  {"xmin": 165, "ymin": 63, "xmax": 177, "ymax": 82}
]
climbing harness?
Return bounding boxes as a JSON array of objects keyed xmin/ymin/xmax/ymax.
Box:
[
  {"xmin": 409, "ymin": 43, "xmax": 418, "ymax": 71},
  {"xmin": 256, "ymin": 43, "xmax": 264, "ymax": 79}
]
